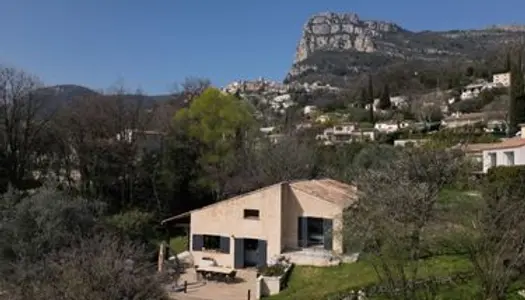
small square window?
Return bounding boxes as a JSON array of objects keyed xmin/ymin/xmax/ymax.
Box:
[{"xmin": 244, "ymin": 209, "xmax": 260, "ymax": 219}]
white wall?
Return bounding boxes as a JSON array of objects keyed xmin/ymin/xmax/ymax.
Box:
[
  {"xmin": 482, "ymin": 146, "xmax": 525, "ymax": 173},
  {"xmin": 493, "ymin": 72, "xmax": 511, "ymax": 87},
  {"xmin": 190, "ymin": 184, "xmax": 283, "ymax": 268}
]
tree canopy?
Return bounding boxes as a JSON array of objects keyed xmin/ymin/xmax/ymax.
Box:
[{"xmin": 173, "ymin": 87, "xmax": 256, "ymax": 198}]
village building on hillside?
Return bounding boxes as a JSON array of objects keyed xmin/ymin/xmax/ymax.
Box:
[
  {"xmin": 316, "ymin": 123, "xmax": 375, "ymax": 145},
  {"xmin": 441, "ymin": 111, "xmax": 506, "ymax": 129},
  {"xmin": 457, "ymin": 124, "xmax": 525, "ymax": 173},
  {"xmin": 374, "ymin": 120, "xmax": 412, "ymax": 133},
  {"xmin": 492, "ymin": 72, "xmax": 511, "ymax": 87},
  {"xmin": 114, "ymin": 129, "xmax": 166, "ymax": 157},
  {"xmin": 393, "ymin": 138, "xmax": 429, "ymax": 147},
  {"xmin": 460, "ymin": 80, "xmax": 500, "ymax": 100},
  {"xmin": 303, "ymin": 105, "xmax": 318, "ymax": 116},
  {"xmin": 365, "ymin": 96, "xmax": 408, "ymax": 111},
  {"xmin": 481, "ymin": 138, "xmax": 525, "ymax": 173},
  {"xmin": 161, "ymin": 179, "xmax": 358, "ymax": 268},
  {"xmin": 481, "ymin": 125, "xmax": 525, "ymax": 173}
]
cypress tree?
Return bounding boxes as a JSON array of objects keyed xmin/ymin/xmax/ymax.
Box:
[
  {"xmin": 515, "ymin": 51, "xmax": 525, "ymax": 125},
  {"xmin": 508, "ymin": 49, "xmax": 525, "ymax": 136},
  {"xmin": 508, "ymin": 59, "xmax": 517, "ymax": 136},
  {"xmin": 367, "ymin": 74, "xmax": 374, "ymax": 123},
  {"xmin": 378, "ymin": 83, "xmax": 391, "ymax": 110},
  {"xmin": 505, "ymin": 51, "xmax": 512, "ymax": 73},
  {"xmin": 359, "ymin": 87, "xmax": 367, "ymax": 109}
]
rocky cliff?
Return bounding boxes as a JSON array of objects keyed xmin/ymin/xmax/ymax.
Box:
[
  {"xmin": 294, "ymin": 12, "xmax": 403, "ymax": 63},
  {"xmin": 287, "ymin": 12, "xmax": 524, "ymax": 86}
]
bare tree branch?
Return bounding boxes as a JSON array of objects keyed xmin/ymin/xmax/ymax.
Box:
[{"xmin": 344, "ymin": 148, "xmax": 463, "ymax": 300}]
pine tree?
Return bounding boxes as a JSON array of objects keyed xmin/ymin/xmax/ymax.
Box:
[
  {"xmin": 359, "ymin": 87, "xmax": 367, "ymax": 109},
  {"xmin": 508, "ymin": 49, "xmax": 525, "ymax": 136},
  {"xmin": 515, "ymin": 51, "xmax": 525, "ymax": 124},
  {"xmin": 505, "ymin": 51, "xmax": 512, "ymax": 73},
  {"xmin": 367, "ymin": 74, "xmax": 374, "ymax": 123},
  {"xmin": 516, "ymin": 51, "xmax": 524, "ymax": 92},
  {"xmin": 378, "ymin": 83, "xmax": 391, "ymax": 110}
]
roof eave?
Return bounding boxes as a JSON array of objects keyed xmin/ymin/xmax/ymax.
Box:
[{"xmin": 160, "ymin": 211, "xmax": 191, "ymax": 224}]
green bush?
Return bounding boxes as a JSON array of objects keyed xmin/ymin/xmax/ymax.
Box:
[
  {"xmin": 358, "ymin": 122, "xmax": 374, "ymax": 129},
  {"xmin": 485, "ymin": 166, "xmax": 525, "ymax": 193},
  {"xmin": 105, "ymin": 210, "xmax": 155, "ymax": 242},
  {"xmin": 259, "ymin": 264, "xmax": 286, "ymax": 277},
  {"xmin": 484, "ymin": 166, "xmax": 525, "ymax": 224}
]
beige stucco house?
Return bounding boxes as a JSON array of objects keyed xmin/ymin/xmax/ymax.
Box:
[{"xmin": 162, "ymin": 179, "xmax": 357, "ymax": 268}]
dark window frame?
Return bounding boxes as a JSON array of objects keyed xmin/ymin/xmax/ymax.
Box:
[
  {"xmin": 243, "ymin": 209, "xmax": 260, "ymax": 219},
  {"xmin": 202, "ymin": 235, "xmax": 221, "ymax": 251}
]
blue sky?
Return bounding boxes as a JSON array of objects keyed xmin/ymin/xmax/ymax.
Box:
[{"xmin": 1, "ymin": 0, "xmax": 524, "ymax": 94}]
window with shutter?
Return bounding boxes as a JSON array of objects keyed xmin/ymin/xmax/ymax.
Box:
[
  {"xmin": 257, "ymin": 239, "xmax": 267, "ymax": 268},
  {"xmin": 220, "ymin": 236, "xmax": 230, "ymax": 254},
  {"xmin": 192, "ymin": 234, "xmax": 204, "ymax": 251}
]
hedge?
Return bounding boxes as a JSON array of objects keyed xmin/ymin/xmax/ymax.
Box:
[{"xmin": 485, "ymin": 166, "xmax": 525, "ymax": 198}]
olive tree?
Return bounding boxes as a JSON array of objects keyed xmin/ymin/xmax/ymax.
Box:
[{"xmin": 344, "ymin": 148, "xmax": 463, "ymax": 299}]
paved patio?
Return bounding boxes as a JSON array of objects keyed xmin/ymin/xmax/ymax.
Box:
[{"xmin": 167, "ymin": 268, "xmax": 257, "ymax": 300}]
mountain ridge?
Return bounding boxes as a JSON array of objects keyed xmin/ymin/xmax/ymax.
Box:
[
  {"xmin": 287, "ymin": 12, "xmax": 525, "ymax": 87},
  {"xmin": 32, "ymin": 84, "xmax": 174, "ymax": 116}
]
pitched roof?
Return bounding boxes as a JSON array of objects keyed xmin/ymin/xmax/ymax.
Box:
[
  {"xmin": 160, "ymin": 179, "xmax": 357, "ymax": 224},
  {"xmin": 290, "ymin": 178, "xmax": 357, "ymax": 208},
  {"xmin": 443, "ymin": 111, "xmax": 506, "ymax": 122},
  {"xmin": 160, "ymin": 183, "xmax": 282, "ymax": 224},
  {"xmin": 480, "ymin": 138, "xmax": 525, "ymax": 151},
  {"xmin": 460, "ymin": 143, "xmax": 502, "ymax": 153}
]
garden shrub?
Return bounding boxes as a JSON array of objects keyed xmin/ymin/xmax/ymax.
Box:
[
  {"xmin": 105, "ymin": 210, "xmax": 156, "ymax": 242},
  {"xmin": 485, "ymin": 166, "xmax": 525, "ymax": 198},
  {"xmin": 259, "ymin": 263, "xmax": 286, "ymax": 277}
]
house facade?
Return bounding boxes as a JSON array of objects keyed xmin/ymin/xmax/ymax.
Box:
[
  {"xmin": 374, "ymin": 120, "xmax": 411, "ymax": 133},
  {"xmin": 460, "ymin": 81, "xmax": 499, "ymax": 100},
  {"xmin": 316, "ymin": 123, "xmax": 375, "ymax": 145},
  {"xmin": 493, "ymin": 72, "xmax": 511, "ymax": 87},
  {"xmin": 441, "ymin": 111, "xmax": 506, "ymax": 129},
  {"xmin": 393, "ymin": 138, "xmax": 429, "ymax": 147},
  {"xmin": 115, "ymin": 129, "xmax": 166, "ymax": 153},
  {"xmin": 162, "ymin": 179, "xmax": 357, "ymax": 268},
  {"xmin": 482, "ymin": 139, "xmax": 525, "ymax": 173},
  {"xmin": 481, "ymin": 124, "xmax": 525, "ymax": 173}
]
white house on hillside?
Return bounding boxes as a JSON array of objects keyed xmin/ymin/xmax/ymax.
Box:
[
  {"xmin": 460, "ymin": 81, "xmax": 501, "ymax": 100},
  {"xmin": 441, "ymin": 111, "xmax": 506, "ymax": 129},
  {"xmin": 374, "ymin": 120, "xmax": 411, "ymax": 133},
  {"xmin": 493, "ymin": 72, "xmax": 511, "ymax": 87},
  {"xmin": 365, "ymin": 96, "xmax": 408, "ymax": 111},
  {"xmin": 481, "ymin": 124, "xmax": 525, "ymax": 173},
  {"xmin": 303, "ymin": 105, "xmax": 318, "ymax": 116},
  {"xmin": 316, "ymin": 123, "xmax": 375, "ymax": 145}
]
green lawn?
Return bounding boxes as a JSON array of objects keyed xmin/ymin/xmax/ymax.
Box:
[
  {"xmin": 269, "ymin": 256, "xmax": 472, "ymax": 300},
  {"xmin": 271, "ymin": 190, "xmax": 483, "ymax": 299},
  {"xmin": 438, "ymin": 189, "xmax": 481, "ymax": 206},
  {"xmin": 437, "ymin": 189, "xmax": 482, "ymax": 225},
  {"xmin": 169, "ymin": 235, "xmax": 189, "ymax": 253}
]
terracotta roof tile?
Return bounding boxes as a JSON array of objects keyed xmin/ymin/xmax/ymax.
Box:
[
  {"xmin": 480, "ymin": 138, "xmax": 525, "ymax": 151},
  {"xmin": 461, "ymin": 143, "xmax": 502, "ymax": 153}
]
